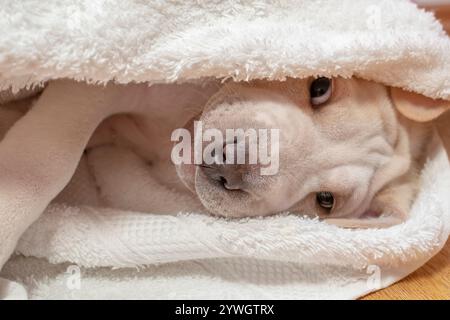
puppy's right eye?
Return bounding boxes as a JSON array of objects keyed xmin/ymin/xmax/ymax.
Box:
[{"xmin": 310, "ymin": 77, "xmax": 333, "ymax": 106}]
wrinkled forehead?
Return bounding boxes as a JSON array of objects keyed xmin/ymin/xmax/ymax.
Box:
[{"xmin": 218, "ymin": 77, "xmax": 396, "ymax": 142}]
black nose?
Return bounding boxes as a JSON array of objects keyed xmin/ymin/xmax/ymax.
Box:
[{"xmin": 201, "ymin": 164, "xmax": 243, "ymax": 191}]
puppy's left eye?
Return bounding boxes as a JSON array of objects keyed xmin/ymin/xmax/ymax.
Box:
[
  {"xmin": 310, "ymin": 77, "xmax": 333, "ymax": 106},
  {"xmin": 316, "ymin": 191, "xmax": 334, "ymax": 212}
]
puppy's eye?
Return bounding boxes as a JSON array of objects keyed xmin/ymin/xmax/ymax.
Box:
[
  {"xmin": 310, "ymin": 77, "xmax": 333, "ymax": 106},
  {"xmin": 316, "ymin": 191, "xmax": 334, "ymax": 212}
]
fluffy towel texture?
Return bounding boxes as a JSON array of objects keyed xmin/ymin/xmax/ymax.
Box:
[
  {"xmin": 1, "ymin": 0, "xmax": 450, "ymax": 100},
  {"xmin": 0, "ymin": 0, "xmax": 449, "ymax": 299}
]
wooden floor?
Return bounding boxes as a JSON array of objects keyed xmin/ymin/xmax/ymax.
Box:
[{"xmin": 362, "ymin": 239, "xmax": 449, "ymax": 300}]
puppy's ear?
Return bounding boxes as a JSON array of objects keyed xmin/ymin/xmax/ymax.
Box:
[{"xmin": 390, "ymin": 87, "xmax": 450, "ymax": 122}]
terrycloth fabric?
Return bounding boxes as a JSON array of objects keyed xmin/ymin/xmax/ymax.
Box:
[
  {"xmin": 0, "ymin": 0, "xmax": 449, "ymax": 299},
  {"xmin": 1, "ymin": 0, "xmax": 450, "ymax": 100}
]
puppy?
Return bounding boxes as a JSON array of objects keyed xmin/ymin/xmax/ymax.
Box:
[
  {"xmin": 174, "ymin": 78, "xmax": 446, "ymax": 227},
  {"xmin": 0, "ymin": 77, "xmax": 448, "ymax": 268}
]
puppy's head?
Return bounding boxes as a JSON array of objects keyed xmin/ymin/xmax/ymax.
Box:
[{"xmin": 175, "ymin": 77, "xmax": 444, "ymax": 221}]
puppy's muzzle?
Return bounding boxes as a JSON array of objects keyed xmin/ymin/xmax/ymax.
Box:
[{"xmin": 200, "ymin": 140, "xmax": 258, "ymax": 191}]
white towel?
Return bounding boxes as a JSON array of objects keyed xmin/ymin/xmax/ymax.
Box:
[{"xmin": 0, "ymin": 0, "xmax": 449, "ymax": 299}]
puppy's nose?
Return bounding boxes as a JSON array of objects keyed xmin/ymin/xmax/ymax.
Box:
[{"xmin": 201, "ymin": 164, "xmax": 244, "ymax": 191}]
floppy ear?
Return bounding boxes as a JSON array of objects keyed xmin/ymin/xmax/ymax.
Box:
[{"xmin": 390, "ymin": 87, "xmax": 450, "ymax": 122}]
